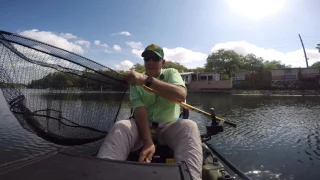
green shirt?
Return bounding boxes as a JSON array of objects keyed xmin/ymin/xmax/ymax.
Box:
[{"xmin": 129, "ymin": 68, "xmax": 186, "ymax": 123}]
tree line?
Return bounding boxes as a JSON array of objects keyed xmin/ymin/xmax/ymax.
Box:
[
  {"xmin": 24, "ymin": 46, "xmax": 320, "ymax": 90},
  {"xmin": 130, "ymin": 48, "xmax": 320, "ymax": 79},
  {"xmin": 27, "ymin": 69, "xmax": 126, "ymax": 90}
]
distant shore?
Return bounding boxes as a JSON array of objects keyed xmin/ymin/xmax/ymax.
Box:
[{"xmin": 231, "ymin": 89, "xmax": 320, "ymax": 96}]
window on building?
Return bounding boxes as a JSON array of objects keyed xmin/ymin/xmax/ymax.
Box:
[
  {"xmin": 284, "ymin": 69, "xmax": 292, "ymax": 74},
  {"xmin": 208, "ymin": 75, "xmax": 213, "ymax": 81},
  {"xmin": 200, "ymin": 76, "xmax": 207, "ymax": 81},
  {"xmin": 191, "ymin": 74, "xmax": 197, "ymax": 81}
]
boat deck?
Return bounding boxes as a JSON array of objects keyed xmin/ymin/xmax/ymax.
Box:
[{"xmin": 0, "ymin": 151, "xmax": 192, "ymax": 180}]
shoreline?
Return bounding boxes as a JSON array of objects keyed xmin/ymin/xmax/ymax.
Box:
[
  {"xmin": 189, "ymin": 89, "xmax": 320, "ymax": 96},
  {"xmin": 231, "ymin": 89, "xmax": 320, "ymax": 96}
]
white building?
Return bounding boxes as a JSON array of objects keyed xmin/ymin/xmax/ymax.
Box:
[{"xmin": 180, "ymin": 72, "xmax": 221, "ymax": 84}]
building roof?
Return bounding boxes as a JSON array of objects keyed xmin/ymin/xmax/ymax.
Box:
[
  {"xmin": 180, "ymin": 72, "xmax": 194, "ymax": 75},
  {"xmin": 271, "ymin": 67, "xmax": 320, "ymax": 70},
  {"xmin": 197, "ymin": 72, "xmax": 220, "ymax": 75},
  {"xmin": 233, "ymin": 70, "xmax": 251, "ymax": 74}
]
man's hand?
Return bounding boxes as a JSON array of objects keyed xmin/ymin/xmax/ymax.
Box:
[
  {"xmin": 126, "ymin": 71, "xmax": 147, "ymax": 86},
  {"xmin": 139, "ymin": 141, "xmax": 155, "ymax": 163}
]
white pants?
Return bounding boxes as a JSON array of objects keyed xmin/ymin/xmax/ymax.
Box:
[{"xmin": 97, "ymin": 118, "xmax": 203, "ymax": 180}]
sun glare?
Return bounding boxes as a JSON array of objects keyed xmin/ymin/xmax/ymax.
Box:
[{"xmin": 227, "ymin": 0, "xmax": 285, "ymax": 19}]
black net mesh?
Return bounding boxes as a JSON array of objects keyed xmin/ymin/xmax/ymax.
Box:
[{"xmin": 0, "ymin": 30, "xmax": 128, "ymax": 146}]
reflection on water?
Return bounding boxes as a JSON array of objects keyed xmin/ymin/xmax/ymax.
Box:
[
  {"xmin": 1, "ymin": 91, "xmax": 320, "ymax": 180},
  {"xmin": 21, "ymin": 89, "xmax": 128, "ymax": 131},
  {"xmin": 187, "ymin": 93, "xmax": 320, "ymax": 180},
  {"xmin": 0, "ymin": 89, "xmax": 130, "ymax": 163}
]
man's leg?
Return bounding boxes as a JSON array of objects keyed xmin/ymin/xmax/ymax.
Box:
[
  {"xmin": 97, "ymin": 119, "xmax": 143, "ymax": 160},
  {"xmin": 158, "ymin": 119, "xmax": 203, "ymax": 180}
]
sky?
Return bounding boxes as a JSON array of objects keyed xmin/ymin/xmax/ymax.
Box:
[{"xmin": 1, "ymin": 0, "xmax": 320, "ymax": 70}]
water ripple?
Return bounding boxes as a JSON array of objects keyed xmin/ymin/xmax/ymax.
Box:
[
  {"xmin": 1, "ymin": 93, "xmax": 320, "ymax": 179},
  {"xmin": 187, "ymin": 94, "xmax": 320, "ymax": 180}
]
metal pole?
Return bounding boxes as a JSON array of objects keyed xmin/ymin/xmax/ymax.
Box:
[{"xmin": 298, "ymin": 34, "xmax": 309, "ymax": 68}]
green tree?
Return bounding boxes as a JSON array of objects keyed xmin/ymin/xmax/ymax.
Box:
[
  {"xmin": 116, "ymin": 70, "xmax": 128, "ymax": 74},
  {"xmin": 84, "ymin": 68, "xmax": 95, "ymax": 73},
  {"xmin": 50, "ymin": 72, "xmax": 73, "ymax": 89},
  {"xmin": 311, "ymin": 61, "xmax": 320, "ymax": 68},
  {"xmin": 164, "ymin": 61, "xmax": 188, "ymax": 72},
  {"xmin": 241, "ymin": 54, "xmax": 264, "ymax": 72},
  {"xmin": 263, "ymin": 60, "xmax": 291, "ymax": 70},
  {"xmin": 130, "ymin": 63, "xmax": 145, "ymax": 73},
  {"xmin": 187, "ymin": 67, "xmax": 205, "ymax": 73},
  {"xmin": 204, "ymin": 49, "xmax": 243, "ymax": 78},
  {"xmin": 316, "ymin": 44, "xmax": 320, "ymax": 53}
]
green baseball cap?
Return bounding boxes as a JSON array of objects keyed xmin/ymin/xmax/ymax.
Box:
[{"xmin": 141, "ymin": 44, "xmax": 164, "ymax": 59}]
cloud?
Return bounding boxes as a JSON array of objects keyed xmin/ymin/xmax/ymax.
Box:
[
  {"xmin": 113, "ymin": 44, "xmax": 121, "ymax": 52},
  {"xmin": 111, "ymin": 31, "xmax": 131, "ymax": 36},
  {"xmin": 126, "ymin": 41, "xmax": 143, "ymax": 50},
  {"xmin": 19, "ymin": 29, "xmax": 85, "ymax": 54},
  {"xmin": 94, "ymin": 40, "xmax": 108, "ymax": 48},
  {"xmin": 94, "ymin": 40, "xmax": 110, "ymax": 53},
  {"xmin": 119, "ymin": 31, "xmax": 131, "ymax": 36},
  {"xmin": 131, "ymin": 47, "xmax": 207, "ymax": 64},
  {"xmin": 60, "ymin": 33, "xmax": 77, "ymax": 39},
  {"xmin": 210, "ymin": 41, "xmax": 320, "ymax": 67},
  {"xmin": 163, "ymin": 47, "xmax": 208, "ymax": 63},
  {"xmin": 104, "ymin": 49, "xmax": 112, "ymax": 53},
  {"xmin": 114, "ymin": 60, "xmax": 134, "ymax": 70},
  {"xmin": 128, "ymin": 42, "xmax": 207, "ymax": 68},
  {"xmin": 132, "ymin": 49, "xmax": 143, "ymax": 58},
  {"xmin": 75, "ymin": 40, "xmax": 91, "ymax": 48}
]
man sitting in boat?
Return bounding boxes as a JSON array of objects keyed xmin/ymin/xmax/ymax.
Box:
[{"xmin": 97, "ymin": 44, "xmax": 203, "ymax": 180}]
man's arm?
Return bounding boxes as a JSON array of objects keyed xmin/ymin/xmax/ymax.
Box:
[
  {"xmin": 134, "ymin": 106, "xmax": 152, "ymax": 145},
  {"xmin": 129, "ymin": 85, "xmax": 153, "ymax": 145},
  {"xmin": 148, "ymin": 68, "xmax": 186, "ymax": 102},
  {"xmin": 148, "ymin": 78, "xmax": 186, "ymax": 102},
  {"xmin": 126, "ymin": 69, "xmax": 186, "ymax": 102},
  {"xmin": 135, "ymin": 106, "xmax": 155, "ymax": 163},
  {"xmin": 129, "ymin": 85, "xmax": 155, "ymax": 162}
]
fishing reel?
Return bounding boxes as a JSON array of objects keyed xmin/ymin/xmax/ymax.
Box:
[{"xmin": 201, "ymin": 108, "xmax": 225, "ymax": 142}]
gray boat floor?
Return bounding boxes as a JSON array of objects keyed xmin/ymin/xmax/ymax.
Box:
[{"xmin": 0, "ymin": 151, "xmax": 192, "ymax": 180}]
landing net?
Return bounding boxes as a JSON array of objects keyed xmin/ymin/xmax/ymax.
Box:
[{"xmin": 0, "ymin": 30, "xmax": 128, "ymax": 146}]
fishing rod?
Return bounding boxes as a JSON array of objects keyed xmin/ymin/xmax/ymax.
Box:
[
  {"xmin": 206, "ymin": 143, "xmax": 252, "ymax": 180},
  {"xmin": 141, "ymin": 85, "xmax": 237, "ymax": 127}
]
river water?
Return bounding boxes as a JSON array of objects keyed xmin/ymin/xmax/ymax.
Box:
[{"xmin": 0, "ymin": 91, "xmax": 319, "ymax": 180}]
